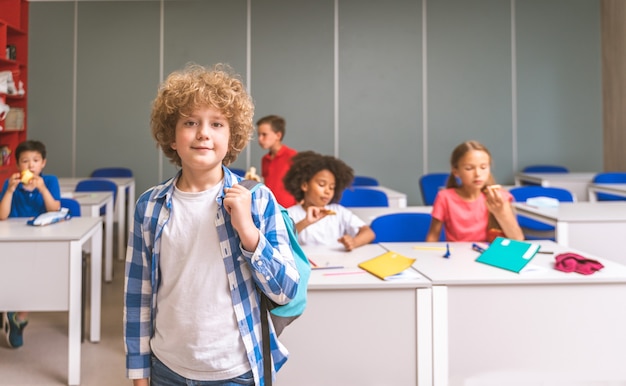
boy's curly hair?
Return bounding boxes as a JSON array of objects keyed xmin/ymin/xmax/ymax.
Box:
[
  {"xmin": 151, "ymin": 63, "xmax": 254, "ymax": 167},
  {"xmin": 283, "ymin": 151, "xmax": 354, "ymax": 203}
]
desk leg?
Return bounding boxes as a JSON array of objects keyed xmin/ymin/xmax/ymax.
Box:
[
  {"xmin": 556, "ymin": 222, "xmax": 569, "ymax": 247},
  {"xmin": 104, "ymin": 198, "xmax": 113, "ymax": 282},
  {"xmin": 116, "ymin": 186, "xmax": 125, "ymax": 260},
  {"xmin": 124, "ymin": 182, "xmax": 135, "ymax": 260},
  {"xmin": 588, "ymin": 187, "xmax": 598, "ymax": 202},
  {"xmin": 90, "ymin": 225, "xmax": 102, "ymax": 343},
  {"xmin": 417, "ymin": 287, "xmax": 433, "ymax": 386},
  {"xmin": 432, "ymin": 286, "xmax": 448, "ymax": 386},
  {"xmin": 68, "ymin": 242, "xmax": 83, "ymax": 386}
]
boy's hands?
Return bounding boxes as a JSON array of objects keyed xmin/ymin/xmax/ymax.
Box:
[
  {"xmin": 6, "ymin": 172, "xmax": 21, "ymax": 192},
  {"xmin": 305, "ymin": 206, "xmax": 333, "ymax": 225},
  {"xmin": 223, "ymin": 184, "xmax": 259, "ymax": 251}
]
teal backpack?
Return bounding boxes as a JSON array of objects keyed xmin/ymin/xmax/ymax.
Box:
[{"xmin": 239, "ymin": 179, "xmax": 311, "ymax": 332}]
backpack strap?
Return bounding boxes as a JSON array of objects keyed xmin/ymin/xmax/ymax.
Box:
[{"xmin": 239, "ymin": 178, "xmax": 272, "ymax": 385}]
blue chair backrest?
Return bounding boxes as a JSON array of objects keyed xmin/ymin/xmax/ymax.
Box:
[
  {"xmin": 352, "ymin": 175, "xmax": 379, "ymax": 186},
  {"xmin": 229, "ymin": 168, "xmax": 246, "ymax": 177},
  {"xmin": 339, "ymin": 188, "xmax": 389, "ymax": 207},
  {"xmin": 91, "ymin": 167, "xmax": 133, "ymax": 178},
  {"xmin": 522, "ymin": 165, "xmax": 569, "ymax": 173},
  {"xmin": 592, "ymin": 172, "xmax": 626, "ymax": 201},
  {"xmin": 75, "ymin": 179, "xmax": 118, "ymax": 216},
  {"xmin": 419, "ymin": 173, "xmax": 449, "ymax": 205},
  {"xmin": 509, "ymin": 186, "xmax": 574, "ymax": 235},
  {"xmin": 371, "ymin": 212, "xmax": 442, "ymax": 242},
  {"xmin": 60, "ymin": 198, "xmax": 81, "ymax": 217}
]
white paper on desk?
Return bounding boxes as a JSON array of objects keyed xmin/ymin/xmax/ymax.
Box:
[
  {"xmin": 384, "ymin": 269, "xmax": 423, "ymax": 281},
  {"xmin": 526, "ymin": 196, "xmax": 560, "ymax": 208}
]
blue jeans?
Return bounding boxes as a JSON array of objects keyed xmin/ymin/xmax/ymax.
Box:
[{"xmin": 150, "ymin": 355, "xmax": 255, "ymax": 386}]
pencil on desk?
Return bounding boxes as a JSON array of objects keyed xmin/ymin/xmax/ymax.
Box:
[
  {"xmin": 412, "ymin": 246, "xmax": 451, "ymax": 251},
  {"xmin": 312, "ymin": 266, "xmax": 345, "ymax": 270}
]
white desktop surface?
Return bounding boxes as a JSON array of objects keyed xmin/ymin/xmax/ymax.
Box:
[
  {"xmin": 588, "ymin": 182, "xmax": 626, "ymax": 202},
  {"xmin": 275, "ymin": 243, "xmax": 432, "ymax": 386},
  {"xmin": 0, "ymin": 217, "xmax": 103, "ymax": 385},
  {"xmin": 62, "ymin": 191, "xmax": 114, "ymax": 282},
  {"xmin": 59, "ymin": 176, "xmax": 135, "ymax": 260},
  {"xmin": 351, "ymin": 205, "xmax": 432, "ymax": 225},
  {"xmin": 359, "ymin": 185, "xmax": 407, "ymax": 208},
  {"xmin": 381, "ymin": 241, "xmax": 626, "ymax": 386},
  {"xmin": 514, "ymin": 172, "xmax": 596, "ymax": 201},
  {"xmin": 514, "ymin": 202, "xmax": 626, "ymax": 265}
]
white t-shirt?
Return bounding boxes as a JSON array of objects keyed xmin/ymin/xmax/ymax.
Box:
[
  {"xmin": 287, "ymin": 203, "xmax": 366, "ymax": 247},
  {"xmin": 151, "ymin": 181, "xmax": 251, "ymax": 381}
]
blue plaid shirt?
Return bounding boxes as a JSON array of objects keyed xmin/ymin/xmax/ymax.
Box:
[{"xmin": 124, "ymin": 167, "xmax": 299, "ymax": 385}]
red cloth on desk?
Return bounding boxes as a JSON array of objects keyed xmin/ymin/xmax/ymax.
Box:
[{"xmin": 554, "ymin": 252, "xmax": 604, "ymax": 275}]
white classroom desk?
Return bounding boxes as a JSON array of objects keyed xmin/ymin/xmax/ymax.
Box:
[
  {"xmin": 351, "ymin": 205, "xmax": 432, "ymax": 224},
  {"xmin": 59, "ymin": 177, "xmax": 135, "ymax": 260},
  {"xmin": 0, "ymin": 217, "xmax": 103, "ymax": 386},
  {"xmin": 360, "ymin": 185, "xmax": 408, "ymax": 208},
  {"xmin": 381, "ymin": 241, "xmax": 626, "ymax": 386},
  {"xmin": 514, "ymin": 202, "xmax": 626, "ymax": 265},
  {"xmin": 588, "ymin": 182, "xmax": 626, "ymax": 202},
  {"xmin": 514, "ymin": 172, "xmax": 596, "ymax": 201},
  {"xmin": 275, "ymin": 244, "xmax": 433, "ymax": 386},
  {"xmin": 62, "ymin": 191, "xmax": 114, "ymax": 282}
]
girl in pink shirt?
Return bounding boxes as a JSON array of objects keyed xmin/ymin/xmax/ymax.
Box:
[{"xmin": 425, "ymin": 141, "xmax": 524, "ymax": 242}]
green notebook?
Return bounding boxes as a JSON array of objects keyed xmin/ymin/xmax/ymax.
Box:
[{"xmin": 475, "ymin": 237, "xmax": 540, "ymax": 273}]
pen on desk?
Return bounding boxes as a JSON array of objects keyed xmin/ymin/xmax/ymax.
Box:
[
  {"xmin": 308, "ymin": 258, "xmax": 319, "ymax": 267},
  {"xmin": 312, "ymin": 266, "xmax": 345, "ymax": 270},
  {"xmin": 323, "ymin": 270, "xmax": 367, "ymax": 276},
  {"xmin": 537, "ymin": 251, "xmax": 554, "ymax": 254},
  {"xmin": 443, "ymin": 243, "xmax": 451, "ymax": 258},
  {"xmin": 472, "ymin": 243, "xmax": 486, "ymax": 253}
]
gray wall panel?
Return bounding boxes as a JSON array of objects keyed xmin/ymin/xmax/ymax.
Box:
[
  {"xmin": 250, "ymin": 0, "xmax": 335, "ymax": 170},
  {"xmin": 516, "ymin": 0, "xmax": 602, "ymax": 172},
  {"xmin": 75, "ymin": 2, "xmax": 160, "ymax": 196},
  {"xmin": 338, "ymin": 0, "xmax": 422, "ymax": 203},
  {"xmin": 26, "ymin": 0, "xmax": 602, "ymax": 205},
  {"xmin": 28, "ymin": 2, "xmax": 75, "ymax": 176},
  {"xmin": 162, "ymin": 0, "xmax": 248, "ymax": 176},
  {"xmin": 428, "ymin": 0, "xmax": 513, "ymax": 184}
]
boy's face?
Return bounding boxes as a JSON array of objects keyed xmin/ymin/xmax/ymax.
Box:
[
  {"xmin": 301, "ymin": 169, "xmax": 336, "ymax": 207},
  {"xmin": 453, "ymin": 149, "xmax": 491, "ymax": 191},
  {"xmin": 257, "ymin": 123, "xmax": 281, "ymax": 151},
  {"xmin": 18, "ymin": 150, "xmax": 46, "ymax": 176},
  {"xmin": 171, "ymin": 105, "xmax": 230, "ymax": 175}
]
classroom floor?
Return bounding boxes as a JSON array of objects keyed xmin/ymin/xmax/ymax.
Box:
[{"xmin": 0, "ymin": 257, "xmax": 128, "ymax": 385}]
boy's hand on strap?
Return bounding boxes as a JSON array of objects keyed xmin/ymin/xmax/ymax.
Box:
[{"xmin": 223, "ymin": 184, "xmax": 259, "ymax": 251}]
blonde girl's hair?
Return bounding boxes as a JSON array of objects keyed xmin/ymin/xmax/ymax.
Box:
[
  {"xmin": 150, "ymin": 63, "xmax": 255, "ymax": 167},
  {"xmin": 445, "ymin": 140, "xmax": 496, "ymax": 189}
]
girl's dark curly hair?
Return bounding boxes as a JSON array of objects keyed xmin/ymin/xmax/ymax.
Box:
[
  {"xmin": 151, "ymin": 63, "xmax": 254, "ymax": 167},
  {"xmin": 283, "ymin": 151, "xmax": 354, "ymax": 203}
]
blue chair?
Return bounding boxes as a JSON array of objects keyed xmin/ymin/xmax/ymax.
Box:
[
  {"xmin": 509, "ymin": 186, "xmax": 574, "ymax": 240},
  {"xmin": 522, "ymin": 165, "xmax": 569, "ymax": 173},
  {"xmin": 419, "ymin": 173, "xmax": 449, "ymax": 205},
  {"xmin": 371, "ymin": 213, "xmax": 442, "ymax": 242},
  {"xmin": 592, "ymin": 172, "xmax": 626, "ymax": 201},
  {"xmin": 352, "ymin": 175, "xmax": 379, "ymax": 187},
  {"xmin": 339, "ymin": 188, "xmax": 389, "ymax": 207},
  {"xmin": 229, "ymin": 168, "xmax": 246, "ymax": 177},
  {"xmin": 75, "ymin": 179, "xmax": 117, "ymax": 216},
  {"xmin": 60, "ymin": 197, "xmax": 81, "ymax": 217},
  {"xmin": 91, "ymin": 167, "xmax": 133, "ymax": 178}
]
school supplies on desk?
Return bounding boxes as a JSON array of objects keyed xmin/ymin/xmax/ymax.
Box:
[
  {"xmin": 358, "ymin": 251, "xmax": 416, "ymax": 280},
  {"xmin": 475, "ymin": 237, "xmax": 540, "ymax": 273},
  {"xmin": 27, "ymin": 208, "xmax": 71, "ymax": 226}
]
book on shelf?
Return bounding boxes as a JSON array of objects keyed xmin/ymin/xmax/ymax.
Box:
[{"xmin": 358, "ymin": 251, "xmax": 416, "ymax": 280}]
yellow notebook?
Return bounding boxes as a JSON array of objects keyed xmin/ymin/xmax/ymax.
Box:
[{"xmin": 358, "ymin": 251, "xmax": 416, "ymax": 280}]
